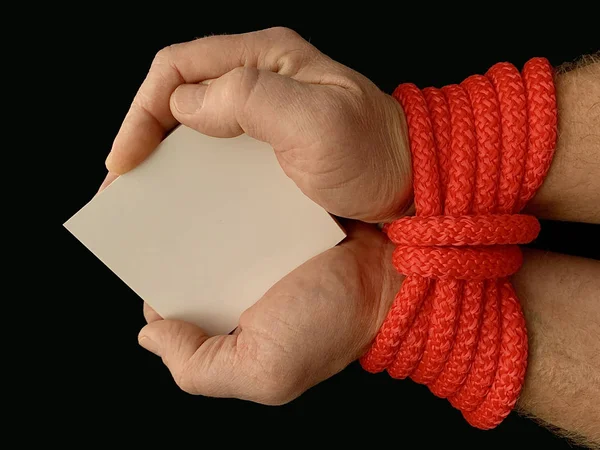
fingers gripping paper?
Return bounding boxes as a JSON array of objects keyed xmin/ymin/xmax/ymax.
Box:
[{"xmin": 64, "ymin": 126, "xmax": 346, "ymax": 336}]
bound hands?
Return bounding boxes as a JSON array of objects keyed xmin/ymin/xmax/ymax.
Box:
[{"xmin": 103, "ymin": 27, "xmax": 411, "ymax": 404}]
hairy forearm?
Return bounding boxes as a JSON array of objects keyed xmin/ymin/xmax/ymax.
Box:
[
  {"xmin": 524, "ymin": 56, "xmax": 600, "ymax": 223},
  {"xmin": 516, "ymin": 58, "xmax": 600, "ymax": 446},
  {"xmin": 513, "ymin": 249, "xmax": 600, "ymax": 446}
]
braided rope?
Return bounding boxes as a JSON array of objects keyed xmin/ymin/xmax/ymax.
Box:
[{"xmin": 360, "ymin": 58, "xmax": 557, "ymax": 429}]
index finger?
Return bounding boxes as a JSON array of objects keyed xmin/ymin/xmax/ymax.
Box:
[{"xmin": 106, "ymin": 27, "xmax": 311, "ymax": 174}]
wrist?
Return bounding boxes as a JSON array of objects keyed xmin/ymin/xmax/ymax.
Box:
[
  {"xmin": 387, "ymin": 94, "xmax": 415, "ymax": 219},
  {"xmin": 369, "ymin": 94, "xmax": 414, "ymax": 223},
  {"xmin": 360, "ymin": 236, "xmax": 405, "ymax": 355}
]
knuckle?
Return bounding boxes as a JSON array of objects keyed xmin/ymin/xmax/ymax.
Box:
[
  {"xmin": 152, "ymin": 45, "xmax": 174, "ymax": 67},
  {"xmin": 257, "ymin": 27, "xmax": 317, "ymax": 76},
  {"xmin": 266, "ymin": 26, "xmax": 303, "ymax": 42},
  {"xmin": 151, "ymin": 43, "xmax": 186, "ymax": 74},
  {"xmin": 276, "ymin": 47, "xmax": 317, "ymax": 76}
]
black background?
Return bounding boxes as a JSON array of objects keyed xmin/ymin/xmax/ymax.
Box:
[{"xmin": 52, "ymin": 12, "xmax": 598, "ymax": 448}]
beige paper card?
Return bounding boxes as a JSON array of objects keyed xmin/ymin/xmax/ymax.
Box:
[{"xmin": 64, "ymin": 126, "xmax": 346, "ymax": 336}]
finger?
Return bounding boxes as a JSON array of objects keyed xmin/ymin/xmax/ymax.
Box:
[
  {"xmin": 106, "ymin": 27, "xmax": 314, "ymax": 174},
  {"xmin": 97, "ymin": 171, "xmax": 119, "ymax": 193},
  {"xmin": 138, "ymin": 320, "xmax": 248, "ymax": 399},
  {"xmin": 170, "ymin": 68, "xmax": 319, "ymax": 144},
  {"xmin": 143, "ymin": 302, "xmax": 162, "ymax": 324}
]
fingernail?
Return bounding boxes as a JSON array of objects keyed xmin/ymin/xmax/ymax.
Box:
[
  {"xmin": 139, "ymin": 334, "xmax": 161, "ymax": 357},
  {"xmin": 97, "ymin": 171, "xmax": 119, "ymax": 193},
  {"xmin": 173, "ymin": 84, "xmax": 207, "ymax": 115},
  {"xmin": 105, "ymin": 151, "xmax": 116, "ymax": 173}
]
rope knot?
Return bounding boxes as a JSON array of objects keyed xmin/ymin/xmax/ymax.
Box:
[{"xmin": 385, "ymin": 214, "xmax": 540, "ymax": 280}]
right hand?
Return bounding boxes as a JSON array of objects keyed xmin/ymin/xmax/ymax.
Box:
[
  {"xmin": 104, "ymin": 26, "xmax": 412, "ymax": 222},
  {"xmin": 136, "ymin": 222, "xmax": 402, "ymax": 406}
]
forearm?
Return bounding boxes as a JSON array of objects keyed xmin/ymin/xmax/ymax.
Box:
[
  {"xmin": 513, "ymin": 248, "xmax": 600, "ymax": 446},
  {"xmin": 524, "ymin": 56, "xmax": 600, "ymax": 223}
]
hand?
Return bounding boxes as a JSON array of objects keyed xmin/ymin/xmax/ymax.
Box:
[
  {"xmin": 101, "ymin": 27, "xmax": 411, "ymax": 403},
  {"xmin": 138, "ymin": 222, "xmax": 401, "ymax": 404},
  {"xmin": 104, "ymin": 27, "xmax": 411, "ymax": 222}
]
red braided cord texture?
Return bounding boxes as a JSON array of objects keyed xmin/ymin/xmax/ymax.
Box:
[{"xmin": 360, "ymin": 58, "xmax": 557, "ymax": 429}]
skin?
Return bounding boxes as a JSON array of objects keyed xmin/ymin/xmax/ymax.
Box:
[
  {"xmin": 514, "ymin": 250, "xmax": 600, "ymax": 447},
  {"xmin": 524, "ymin": 56, "xmax": 600, "ymax": 223},
  {"xmin": 100, "ymin": 28, "xmax": 600, "ymax": 445},
  {"xmin": 104, "ymin": 27, "xmax": 412, "ymax": 222}
]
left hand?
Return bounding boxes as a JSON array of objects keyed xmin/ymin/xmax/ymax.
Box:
[{"xmin": 102, "ymin": 27, "xmax": 412, "ymax": 222}]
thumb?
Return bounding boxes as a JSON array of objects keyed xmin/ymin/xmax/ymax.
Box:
[
  {"xmin": 138, "ymin": 320, "xmax": 242, "ymax": 398},
  {"xmin": 169, "ymin": 67, "xmax": 319, "ymax": 146}
]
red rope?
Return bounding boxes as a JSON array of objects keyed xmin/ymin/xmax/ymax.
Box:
[{"xmin": 360, "ymin": 58, "xmax": 557, "ymax": 429}]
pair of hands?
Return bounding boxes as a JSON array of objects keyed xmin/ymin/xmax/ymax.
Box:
[{"xmin": 102, "ymin": 27, "xmax": 412, "ymax": 404}]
